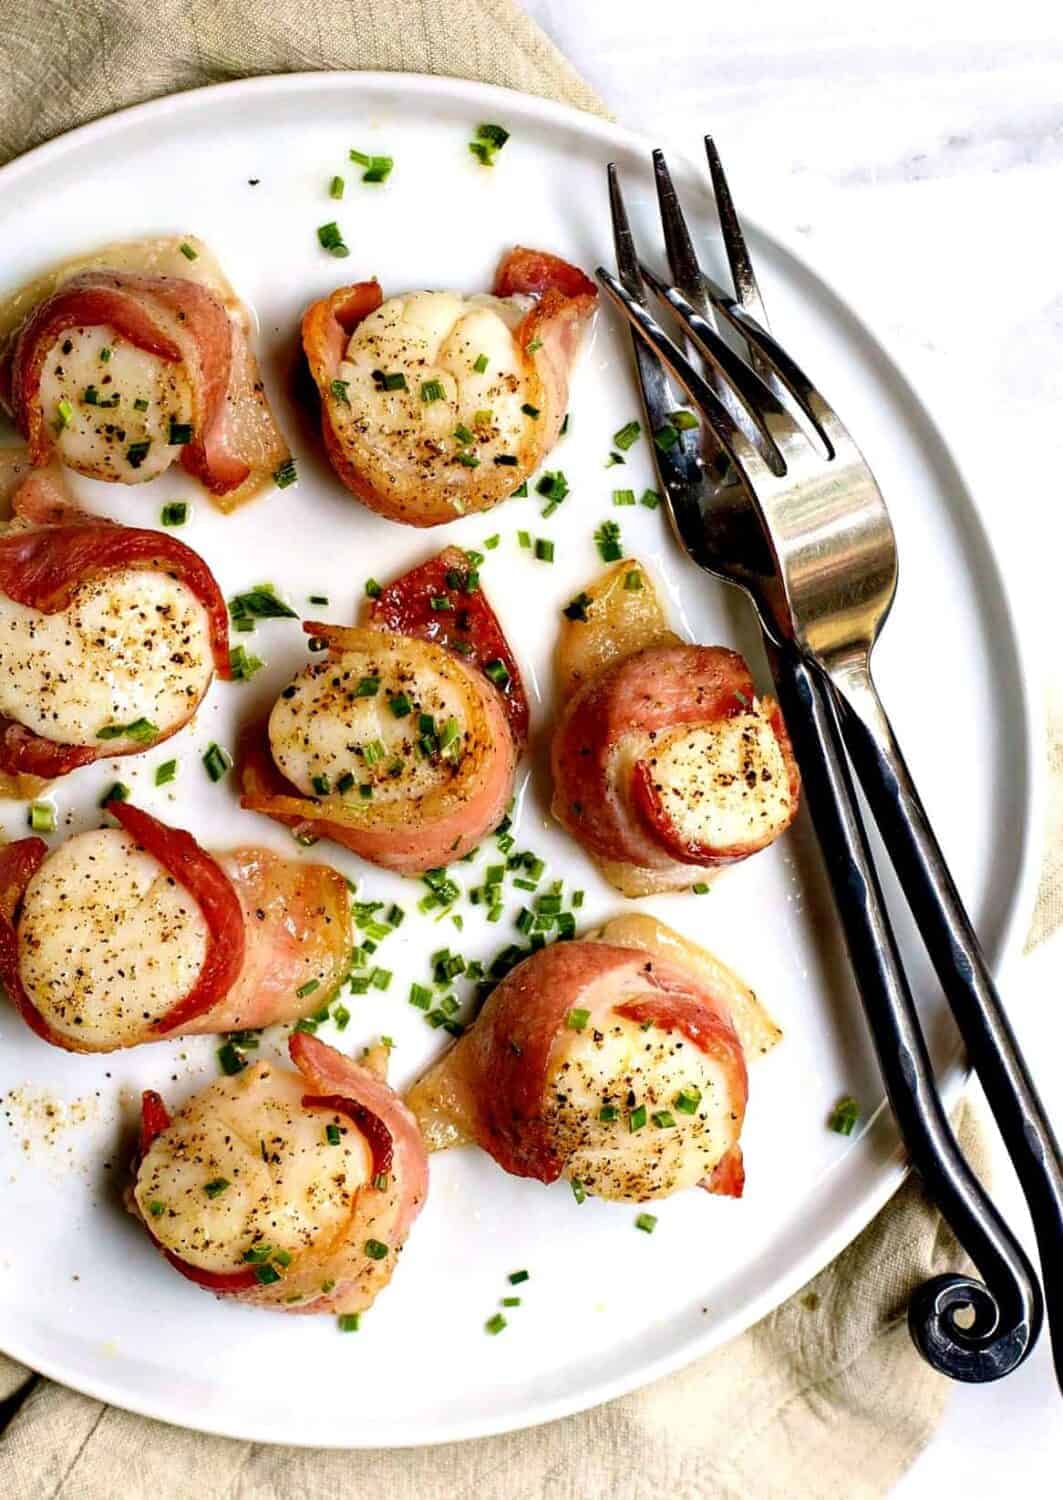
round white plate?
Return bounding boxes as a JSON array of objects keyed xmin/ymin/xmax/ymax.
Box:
[{"xmin": 0, "ymin": 73, "xmax": 1040, "ymax": 1448}]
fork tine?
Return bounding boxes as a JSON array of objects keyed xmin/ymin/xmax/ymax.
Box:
[
  {"xmin": 595, "ymin": 267, "xmax": 774, "ymax": 491},
  {"xmin": 704, "ymin": 135, "xmax": 770, "ymax": 329},
  {"xmin": 607, "ymin": 162, "xmax": 645, "ymax": 304},
  {"xmin": 652, "ymin": 147, "xmax": 761, "ymax": 457}
]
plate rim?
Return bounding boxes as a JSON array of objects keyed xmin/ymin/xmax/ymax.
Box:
[{"xmin": 0, "ymin": 68, "xmax": 1046, "ymax": 1448}]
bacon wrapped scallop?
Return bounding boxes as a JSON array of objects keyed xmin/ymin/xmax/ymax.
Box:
[
  {"xmin": 408, "ymin": 914, "xmax": 780, "ymax": 1202},
  {"xmin": 0, "ymin": 801, "xmax": 351, "ymax": 1052},
  {"xmin": 552, "ymin": 559, "xmax": 800, "ymax": 895},
  {"xmin": 301, "ymin": 247, "xmax": 596, "ymax": 525},
  {"xmin": 0, "ymin": 237, "xmax": 289, "ymax": 507},
  {"xmin": 240, "ymin": 548, "xmax": 525, "ymax": 873},
  {"xmin": 0, "ymin": 449, "xmax": 228, "ymax": 795},
  {"xmin": 128, "ymin": 1034, "xmax": 428, "ymax": 1317}
]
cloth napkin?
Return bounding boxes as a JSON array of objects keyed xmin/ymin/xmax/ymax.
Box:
[{"xmin": 0, "ymin": 4, "xmax": 1055, "ymax": 1497}]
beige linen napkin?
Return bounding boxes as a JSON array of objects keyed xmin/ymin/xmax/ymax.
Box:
[{"xmin": 0, "ymin": 4, "xmax": 1055, "ymax": 1496}]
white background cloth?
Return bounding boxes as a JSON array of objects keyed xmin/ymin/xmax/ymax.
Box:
[{"xmin": 519, "ymin": 1, "xmax": 1063, "ymax": 1490}]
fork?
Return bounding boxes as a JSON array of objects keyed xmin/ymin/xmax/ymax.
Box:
[{"xmin": 600, "ymin": 142, "xmax": 1063, "ymax": 1388}]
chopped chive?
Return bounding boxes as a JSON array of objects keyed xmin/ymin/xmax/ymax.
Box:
[
  {"xmin": 456, "ymin": 450, "xmax": 480, "ymax": 468},
  {"xmin": 336, "ymin": 771, "xmax": 355, "ymax": 795},
  {"xmin": 333, "ymin": 1003, "xmax": 351, "ymax": 1031},
  {"xmin": 317, "ymin": 221, "xmax": 350, "ymax": 257},
  {"xmin": 309, "ymin": 594, "xmax": 329, "ymax": 605},
  {"xmin": 28, "ymin": 801, "xmax": 55, "ymax": 833},
  {"xmin": 55, "ymin": 398, "xmax": 74, "ymax": 430},
  {"xmin": 372, "ymin": 369, "xmax": 407, "ymax": 392},
  {"xmin": 612, "ymin": 488, "xmax": 636, "ymax": 506},
  {"xmin": 364, "ymin": 1238, "xmax": 389, "ymax": 1261},
  {"xmin": 534, "ymin": 538, "xmax": 555, "ymax": 563},
  {"xmin": 96, "ymin": 717, "xmax": 158, "ymax": 743},
  {"xmin": 217, "ymin": 1041, "xmax": 248, "ymax": 1076},
  {"xmin": 99, "ymin": 782, "xmax": 130, "ymax": 808},
  {"xmin": 329, "ymin": 174, "xmax": 345, "ymax": 199},
  {"xmin": 484, "ymin": 658, "xmax": 510, "ymax": 688},
  {"xmin": 374, "ymin": 1172, "xmax": 389, "ymax": 1191},
  {"xmin": 228, "ymin": 587, "xmax": 298, "ymax": 620},
  {"xmin": 521, "ymin": 402, "xmax": 540, "ymax": 419},
  {"xmin": 563, "ymin": 591, "xmax": 593, "ymax": 622},
  {"xmin": 502, "ymin": 1296, "xmax": 522, "ymax": 1307},
  {"xmin": 624, "ymin": 568, "xmax": 643, "ymax": 591},
  {"xmin": 566, "ymin": 1007, "xmax": 590, "ymax": 1031},
  {"xmin": 828, "ymin": 1095, "xmax": 860, "ymax": 1136},
  {"xmin": 179, "ymin": 242, "xmax": 198, "ymax": 261},
  {"xmin": 133, "ymin": 397, "xmax": 149, "ymax": 412},
  {"xmin": 168, "ymin": 419, "xmax": 193, "ymax": 446},
  {"xmin": 311, "ymin": 774, "xmax": 330, "ymax": 796},
  {"xmin": 126, "ymin": 440, "xmax": 151, "ymax": 469},
  {"xmin": 148, "ymin": 1200, "xmax": 165, "ymax": 1218},
  {"xmin": 337, "ymin": 1313, "xmax": 360, "ymax": 1332},
  {"xmin": 605, "ymin": 451, "xmax": 625, "ymax": 467},
  {"xmin": 202, "ymin": 743, "xmax": 232, "ymax": 782},
  {"xmin": 635, "ymin": 1212, "xmax": 658, "ymax": 1234},
  {"xmin": 330, "ymin": 378, "xmax": 351, "ymax": 406},
  {"xmin": 628, "ymin": 1105, "xmax": 648, "ymax": 1133},
  {"xmin": 296, "ymin": 979, "xmax": 320, "ymax": 999},
  {"xmin": 349, "ymin": 149, "xmax": 394, "ymax": 183},
  {"xmin": 229, "ymin": 645, "xmax": 264, "ymax": 681},
  {"xmin": 653, "ymin": 423, "xmax": 680, "ymax": 451},
  {"xmin": 473, "ymin": 352, "xmax": 489, "ymax": 373},
  {"xmin": 203, "ymin": 1178, "xmax": 230, "ymax": 1199},
  {"xmin": 526, "ymin": 337, "xmax": 542, "ymax": 354},
  {"xmin": 420, "ymin": 379, "xmax": 445, "ymax": 404},
  {"xmin": 388, "ymin": 692, "xmax": 412, "ymax": 718},
  {"xmin": 161, "ymin": 501, "xmax": 188, "ymax": 526},
  {"xmin": 517, "ymin": 530, "xmax": 531, "ymax": 549},
  {"xmin": 254, "ymin": 1263, "xmax": 282, "ymax": 1286},
  {"xmin": 613, "ymin": 420, "xmax": 642, "ymax": 450},
  {"xmin": 594, "ymin": 519, "xmax": 623, "ymax": 562},
  {"xmin": 512, "ymin": 481, "xmax": 528, "ymax": 497},
  {"xmin": 508, "ymin": 1269, "xmax": 530, "ymax": 1285},
  {"xmin": 570, "ymin": 1178, "xmax": 587, "ymax": 1205},
  {"xmin": 670, "ymin": 409, "xmax": 699, "ymax": 431},
  {"xmin": 692, "ymin": 881, "xmax": 711, "ymax": 894},
  {"xmin": 484, "ymin": 1312, "xmax": 507, "ymax": 1334},
  {"xmin": 364, "ymin": 577, "xmax": 381, "ymax": 599},
  {"xmin": 155, "ymin": 759, "xmax": 177, "ymax": 787},
  {"xmin": 326, "ymin": 1122, "xmax": 342, "ymax": 1146},
  {"xmin": 674, "ymin": 1086, "xmax": 702, "ymax": 1115},
  {"xmin": 598, "ymin": 1104, "xmax": 618, "ymax": 1122},
  {"xmin": 651, "ymin": 1110, "xmax": 676, "ymax": 1129},
  {"xmin": 273, "ymin": 457, "xmax": 298, "ymax": 488},
  {"xmin": 355, "ymin": 676, "xmax": 380, "ymax": 697},
  {"xmin": 473, "ymin": 408, "xmax": 493, "ymax": 427}
]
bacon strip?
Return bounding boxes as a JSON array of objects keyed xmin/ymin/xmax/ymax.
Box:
[
  {"xmin": 0, "ymin": 837, "xmax": 61, "ymax": 1045},
  {"xmin": 106, "ymin": 801, "xmax": 245, "ymax": 1034},
  {"xmin": 5, "ymin": 271, "xmax": 250, "ymax": 494},
  {"xmin": 301, "ymin": 280, "xmax": 386, "ymax": 505},
  {"xmin": 366, "ymin": 546, "xmax": 529, "ymax": 746}
]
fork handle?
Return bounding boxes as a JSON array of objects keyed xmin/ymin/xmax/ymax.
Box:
[
  {"xmin": 767, "ymin": 640, "xmax": 1042, "ymax": 1380},
  {"xmin": 827, "ymin": 660, "xmax": 1063, "ymax": 1391}
]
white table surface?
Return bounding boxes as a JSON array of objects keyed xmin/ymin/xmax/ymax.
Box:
[{"xmin": 521, "ymin": 1, "xmax": 1063, "ymax": 1493}]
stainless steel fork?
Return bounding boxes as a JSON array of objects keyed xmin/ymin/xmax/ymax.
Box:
[{"xmin": 600, "ymin": 141, "xmax": 1063, "ymax": 1389}]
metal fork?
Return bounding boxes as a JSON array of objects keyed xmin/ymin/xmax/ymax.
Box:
[{"xmin": 601, "ymin": 142, "xmax": 1063, "ymax": 1388}]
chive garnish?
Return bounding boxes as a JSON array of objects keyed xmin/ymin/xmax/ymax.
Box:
[
  {"xmin": 625, "ymin": 569, "xmax": 643, "ymax": 591},
  {"xmin": 99, "ymin": 782, "xmax": 130, "ymax": 808},
  {"xmin": 337, "ymin": 1313, "xmax": 360, "ymax": 1332},
  {"xmin": 55, "ymin": 398, "xmax": 73, "ymax": 430},
  {"xmin": 28, "ymin": 802, "xmax": 55, "ymax": 833},
  {"xmin": 692, "ymin": 881, "xmax": 710, "ymax": 894},
  {"xmin": 563, "ymin": 591, "xmax": 593, "ymax": 622},
  {"xmin": 612, "ymin": 488, "xmax": 636, "ymax": 506},
  {"xmin": 254, "ymin": 1264, "xmax": 282, "ymax": 1285},
  {"xmin": 594, "ymin": 520, "xmax": 623, "ymax": 562},
  {"xmin": 635, "ymin": 1212, "xmax": 658, "ymax": 1234},
  {"xmin": 469, "ymin": 123, "xmax": 510, "ymax": 167},
  {"xmin": 674, "ymin": 1086, "xmax": 702, "ymax": 1115},
  {"xmin": 96, "ymin": 717, "xmax": 158, "ymax": 743},
  {"xmin": 364, "ymin": 578, "xmax": 381, "ymax": 598},
  {"xmin": 598, "ymin": 1104, "xmax": 618, "ymax": 1122},
  {"xmin": 330, "ymin": 378, "xmax": 351, "ymax": 406},
  {"xmin": 168, "ymin": 419, "xmax": 192, "ymax": 446},
  {"xmin": 133, "ymin": 397, "xmax": 149, "ymax": 412},
  {"xmin": 326, "ymin": 1123, "xmax": 342, "ymax": 1146},
  {"xmin": 317, "ymin": 221, "xmax": 350, "ymax": 257},
  {"xmin": 229, "ymin": 645, "xmax": 264, "ymax": 681},
  {"xmin": 355, "ymin": 676, "xmax": 380, "ymax": 697},
  {"xmin": 508, "ymin": 1269, "xmax": 529, "ymax": 1285},
  {"xmin": 613, "ymin": 420, "xmax": 642, "ymax": 450},
  {"xmin": 484, "ymin": 658, "xmax": 510, "ymax": 688},
  {"xmin": 349, "ymin": 149, "xmax": 394, "ymax": 183},
  {"xmin": 484, "ymin": 1312, "xmax": 507, "ymax": 1334},
  {"xmin": 628, "ymin": 1105, "xmax": 648, "ymax": 1132},
  {"xmin": 364, "ymin": 1239, "xmax": 389, "ymax": 1261},
  {"xmin": 202, "ymin": 743, "xmax": 232, "ymax": 782},
  {"xmin": 570, "ymin": 1179, "xmax": 587, "ymax": 1205},
  {"xmin": 828, "ymin": 1095, "xmax": 860, "ymax": 1136},
  {"xmin": 179, "ymin": 242, "xmax": 198, "ymax": 261},
  {"xmin": 653, "ymin": 423, "xmax": 680, "ymax": 451},
  {"xmin": 161, "ymin": 501, "xmax": 188, "ymax": 526},
  {"xmin": 566, "ymin": 1007, "xmax": 590, "ymax": 1031},
  {"xmin": 203, "ymin": 1178, "xmax": 230, "ymax": 1199},
  {"xmin": 155, "ymin": 759, "xmax": 177, "ymax": 787},
  {"xmin": 329, "ymin": 175, "xmax": 345, "ymax": 199},
  {"xmin": 372, "ymin": 369, "xmax": 407, "ymax": 392},
  {"xmin": 651, "ymin": 1110, "xmax": 676, "ymax": 1129},
  {"xmin": 148, "ymin": 1200, "xmax": 165, "ymax": 1218},
  {"xmin": 670, "ymin": 409, "xmax": 699, "ymax": 431},
  {"xmin": 473, "ymin": 353, "xmax": 489, "ymax": 373},
  {"xmin": 521, "ymin": 402, "xmax": 540, "ymax": 419},
  {"xmin": 126, "ymin": 440, "xmax": 151, "ymax": 469},
  {"xmin": 217, "ymin": 1041, "xmax": 248, "ymax": 1076},
  {"xmin": 296, "ymin": 979, "xmax": 320, "ymax": 999},
  {"xmin": 228, "ymin": 586, "xmax": 298, "ymax": 621},
  {"xmin": 420, "ymin": 379, "xmax": 445, "ymax": 404},
  {"xmin": 534, "ymin": 538, "xmax": 554, "ymax": 563},
  {"xmin": 273, "ymin": 457, "xmax": 298, "ymax": 488}
]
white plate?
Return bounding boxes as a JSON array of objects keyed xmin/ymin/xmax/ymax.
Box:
[{"xmin": 0, "ymin": 73, "xmax": 1041, "ymax": 1448}]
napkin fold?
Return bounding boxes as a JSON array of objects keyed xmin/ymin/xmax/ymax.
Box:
[{"xmin": 0, "ymin": 3, "xmax": 1051, "ymax": 1497}]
